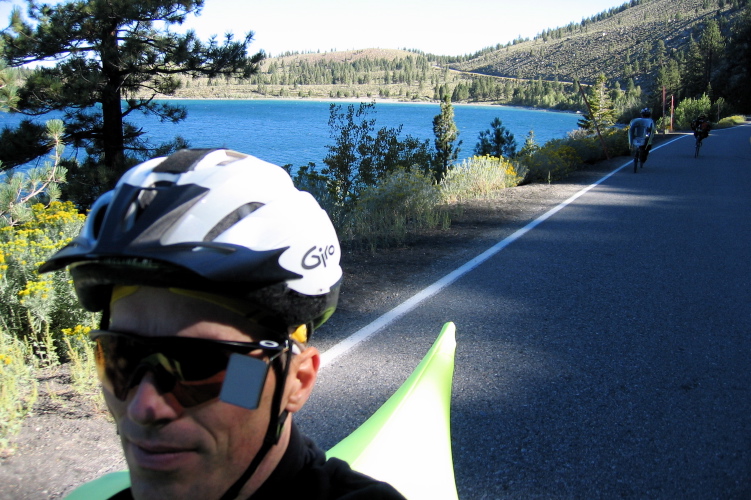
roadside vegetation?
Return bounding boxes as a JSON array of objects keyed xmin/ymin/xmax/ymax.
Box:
[{"xmin": 0, "ymin": 0, "xmax": 749, "ymax": 454}]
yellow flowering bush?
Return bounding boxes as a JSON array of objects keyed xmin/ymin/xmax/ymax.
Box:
[
  {"xmin": 0, "ymin": 201, "xmax": 97, "ymax": 364},
  {"xmin": 61, "ymin": 324, "xmax": 92, "ymax": 337}
]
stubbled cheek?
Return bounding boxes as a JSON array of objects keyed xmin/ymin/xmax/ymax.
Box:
[{"xmin": 102, "ymin": 387, "xmax": 125, "ymax": 419}]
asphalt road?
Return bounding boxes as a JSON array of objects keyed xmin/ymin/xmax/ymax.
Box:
[{"xmin": 300, "ymin": 123, "xmax": 751, "ymax": 499}]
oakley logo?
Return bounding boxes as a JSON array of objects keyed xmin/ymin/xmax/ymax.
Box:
[
  {"xmin": 260, "ymin": 340, "xmax": 280, "ymax": 348},
  {"xmin": 302, "ymin": 245, "xmax": 336, "ymax": 270}
]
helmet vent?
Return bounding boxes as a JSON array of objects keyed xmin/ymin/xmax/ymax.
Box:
[
  {"xmin": 90, "ymin": 202, "xmax": 109, "ymax": 240},
  {"xmin": 153, "ymin": 148, "xmax": 221, "ymax": 173},
  {"xmin": 204, "ymin": 202, "xmax": 265, "ymax": 242},
  {"xmin": 122, "ymin": 182, "xmax": 173, "ymax": 232}
]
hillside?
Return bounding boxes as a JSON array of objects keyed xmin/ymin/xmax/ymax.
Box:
[
  {"xmin": 161, "ymin": 0, "xmax": 748, "ymax": 114},
  {"xmin": 452, "ymin": 0, "xmax": 743, "ymax": 87},
  {"xmin": 168, "ymin": 47, "xmax": 436, "ymax": 100},
  {"xmin": 266, "ymin": 48, "xmax": 418, "ymax": 66}
]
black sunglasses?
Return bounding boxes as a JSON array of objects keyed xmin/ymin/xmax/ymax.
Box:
[{"xmin": 90, "ymin": 330, "xmax": 288, "ymax": 409}]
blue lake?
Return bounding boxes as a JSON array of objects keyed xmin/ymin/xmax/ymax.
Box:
[{"xmin": 0, "ymin": 99, "xmax": 581, "ymax": 169}]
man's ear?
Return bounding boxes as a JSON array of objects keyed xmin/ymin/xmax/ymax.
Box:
[{"xmin": 285, "ymin": 346, "xmax": 320, "ymax": 414}]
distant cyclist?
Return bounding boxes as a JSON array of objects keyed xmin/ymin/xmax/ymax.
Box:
[
  {"xmin": 628, "ymin": 108, "xmax": 656, "ymax": 164},
  {"xmin": 691, "ymin": 114, "xmax": 711, "ymax": 144}
]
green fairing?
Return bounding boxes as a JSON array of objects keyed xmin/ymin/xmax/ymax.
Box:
[
  {"xmin": 64, "ymin": 323, "xmax": 458, "ymax": 500},
  {"xmin": 64, "ymin": 470, "xmax": 130, "ymax": 499},
  {"xmin": 326, "ymin": 322, "xmax": 458, "ymax": 500}
]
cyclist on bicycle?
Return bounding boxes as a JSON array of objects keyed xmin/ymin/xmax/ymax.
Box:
[
  {"xmin": 628, "ymin": 108, "xmax": 656, "ymax": 163},
  {"xmin": 41, "ymin": 149, "xmax": 406, "ymax": 500},
  {"xmin": 691, "ymin": 114, "xmax": 711, "ymax": 144}
]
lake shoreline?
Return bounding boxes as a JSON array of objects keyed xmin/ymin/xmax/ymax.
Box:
[{"xmin": 150, "ymin": 95, "xmax": 582, "ymax": 114}]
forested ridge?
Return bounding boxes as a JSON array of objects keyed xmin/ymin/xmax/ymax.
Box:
[
  {"xmin": 154, "ymin": 0, "xmax": 749, "ymax": 119},
  {"xmin": 452, "ymin": 0, "xmax": 747, "ymax": 93}
]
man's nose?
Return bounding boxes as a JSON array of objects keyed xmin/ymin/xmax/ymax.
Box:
[{"xmin": 127, "ymin": 370, "xmax": 182, "ymax": 425}]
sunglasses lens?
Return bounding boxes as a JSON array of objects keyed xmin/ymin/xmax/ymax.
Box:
[
  {"xmin": 92, "ymin": 332, "xmax": 254, "ymax": 408},
  {"xmin": 170, "ymin": 372, "xmax": 226, "ymax": 408}
]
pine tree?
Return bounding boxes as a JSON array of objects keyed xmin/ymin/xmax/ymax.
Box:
[
  {"xmin": 654, "ymin": 40, "xmax": 667, "ymax": 67},
  {"xmin": 0, "ymin": 43, "xmax": 18, "ymax": 113},
  {"xmin": 518, "ymin": 130, "xmax": 539, "ymax": 157},
  {"xmin": 474, "ymin": 118, "xmax": 517, "ymax": 158},
  {"xmin": 431, "ymin": 97, "xmax": 461, "ymax": 182},
  {"xmin": 723, "ymin": 4, "xmax": 751, "ymax": 111},
  {"xmin": 577, "ymin": 74, "xmax": 616, "ymax": 133},
  {"xmin": 698, "ymin": 19, "xmax": 726, "ymax": 90},
  {"xmin": 654, "ymin": 59, "xmax": 682, "ymax": 105},
  {"xmin": 0, "ymin": 0, "xmax": 263, "ymax": 202},
  {"xmin": 683, "ymin": 36, "xmax": 706, "ymax": 98}
]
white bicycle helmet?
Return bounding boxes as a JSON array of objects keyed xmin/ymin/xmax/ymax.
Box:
[{"xmin": 41, "ymin": 148, "xmax": 342, "ymax": 336}]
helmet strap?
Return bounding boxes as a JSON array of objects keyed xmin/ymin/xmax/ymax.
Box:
[
  {"xmin": 219, "ymin": 349, "xmax": 292, "ymax": 500},
  {"xmin": 99, "ymin": 306, "xmax": 111, "ymax": 329}
]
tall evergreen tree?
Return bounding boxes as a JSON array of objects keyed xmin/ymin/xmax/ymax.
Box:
[
  {"xmin": 577, "ymin": 74, "xmax": 616, "ymax": 133},
  {"xmin": 683, "ymin": 35, "xmax": 707, "ymax": 98},
  {"xmin": 653, "ymin": 39, "xmax": 667, "ymax": 67},
  {"xmin": 431, "ymin": 96, "xmax": 461, "ymax": 181},
  {"xmin": 0, "ymin": 0, "xmax": 263, "ymax": 201},
  {"xmin": 518, "ymin": 130, "xmax": 539, "ymax": 157},
  {"xmin": 722, "ymin": 4, "xmax": 751, "ymax": 111},
  {"xmin": 698, "ymin": 19, "xmax": 725, "ymax": 87},
  {"xmin": 652, "ymin": 58, "xmax": 682, "ymax": 117}
]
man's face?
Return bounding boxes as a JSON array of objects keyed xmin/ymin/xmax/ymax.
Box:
[{"xmin": 106, "ymin": 287, "xmax": 287, "ymax": 499}]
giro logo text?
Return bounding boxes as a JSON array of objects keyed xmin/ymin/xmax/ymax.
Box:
[{"xmin": 302, "ymin": 245, "xmax": 336, "ymax": 270}]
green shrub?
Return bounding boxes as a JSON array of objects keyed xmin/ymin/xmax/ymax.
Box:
[
  {"xmin": 520, "ymin": 141, "xmax": 582, "ymax": 182},
  {"xmin": 657, "ymin": 116, "xmax": 672, "ymax": 132},
  {"xmin": 560, "ymin": 129, "xmax": 602, "ymax": 163},
  {"xmin": 440, "ymin": 155, "xmax": 525, "ymax": 203},
  {"xmin": 517, "ymin": 127, "xmax": 629, "ymax": 183},
  {"xmin": 559, "ymin": 127, "xmax": 629, "ymax": 163},
  {"xmin": 601, "ymin": 128, "xmax": 631, "ymax": 158},
  {"xmin": 674, "ymin": 94, "xmax": 712, "ymax": 130},
  {"xmin": 341, "ymin": 168, "xmax": 447, "ymax": 251}
]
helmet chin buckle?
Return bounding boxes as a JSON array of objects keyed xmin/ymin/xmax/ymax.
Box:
[{"xmin": 219, "ymin": 354, "xmax": 269, "ymax": 410}]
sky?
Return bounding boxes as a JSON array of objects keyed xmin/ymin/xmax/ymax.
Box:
[{"xmin": 0, "ymin": 0, "xmax": 628, "ymax": 57}]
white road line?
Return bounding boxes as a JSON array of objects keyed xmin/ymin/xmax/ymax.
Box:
[{"xmin": 319, "ymin": 136, "xmax": 687, "ymax": 368}]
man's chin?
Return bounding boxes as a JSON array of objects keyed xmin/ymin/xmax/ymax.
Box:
[
  {"xmin": 125, "ymin": 443, "xmax": 211, "ymax": 498},
  {"xmin": 128, "ymin": 469, "xmax": 218, "ymax": 500}
]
